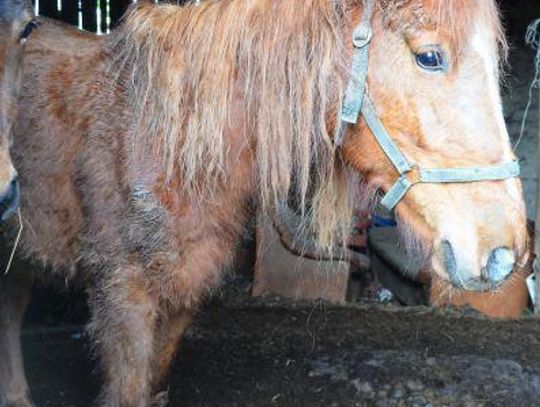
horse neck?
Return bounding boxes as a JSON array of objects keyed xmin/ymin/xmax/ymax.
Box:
[{"xmin": 113, "ymin": 0, "xmax": 356, "ymax": 208}]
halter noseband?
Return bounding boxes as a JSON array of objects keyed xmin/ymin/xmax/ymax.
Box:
[{"xmin": 338, "ymin": 0, "xmax": 520, "ymax": 211}]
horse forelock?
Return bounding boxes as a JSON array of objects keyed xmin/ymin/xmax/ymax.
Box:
[
  {"xmin": 380, "ymin": 0, "xmax": 508, "ymax": 62},
  {"xmin": 110, "ymin": 0, "xmax": 360, "ymax": 250}
]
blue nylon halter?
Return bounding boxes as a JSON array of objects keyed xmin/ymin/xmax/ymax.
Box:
[{"xmin": 338, "ymin": 0, "xmax": 520, "ymax": 211}]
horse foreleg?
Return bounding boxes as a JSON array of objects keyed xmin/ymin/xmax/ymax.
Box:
[
  {"xmin": 89, "ymin": 266, "xmax": 158, "ymax": 407},
  {"xmin": 0, "ymin": 268, "xmax": 35, "ymax": 407},
  {"xmin": 151, "ymin": 310, "xmax": 193, "ymax": 401}
]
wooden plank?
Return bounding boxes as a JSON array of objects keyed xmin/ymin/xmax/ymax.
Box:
[
  {"xmin": 253, "ymin": 214, "xmax": 350, "ymax": 304},
  {"xmin": 535, "ymin": 87, "xmax": 540, "ymax": 314},
  {"xmin": 98, "ymin": 0, "xmax": 107, "ymax": 33}
]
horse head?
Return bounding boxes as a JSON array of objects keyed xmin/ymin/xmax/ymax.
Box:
[
  {"xmin": 0, "ymin": 0, "xmax": 33, "ymax": 221},
  {"xmin": 343, "ymin": 0, "xmax": 527, "ymax": 291},
  {"xmin": 110, "ymin": 0, "xmax": 527, "ymax": 293}
]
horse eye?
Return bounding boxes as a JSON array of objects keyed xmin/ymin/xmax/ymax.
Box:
[{"xmin": 415, "ymin": 49, "xmax": 446, "ymax": 72}]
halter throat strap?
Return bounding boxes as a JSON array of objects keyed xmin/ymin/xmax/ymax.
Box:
[{"xmin": 339, "ymin": 0, "xmax": 520, "ymax": 211}]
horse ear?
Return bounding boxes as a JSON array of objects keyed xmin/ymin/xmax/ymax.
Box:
[{"xmin": 0, "ymin": 0, "xmax": 32, "ymax": 21}]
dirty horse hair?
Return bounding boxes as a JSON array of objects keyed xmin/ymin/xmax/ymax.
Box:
[
  {"xmin": 0, "ymin": 0, "xmax": 513, "ymax": 406},
  {"xmin": 111, "ymin": 0, "xmax": 508, "ymax": 251},
  {"xmin": 113, "ymin": 0, "xmax": 358, "ymax": 249}
]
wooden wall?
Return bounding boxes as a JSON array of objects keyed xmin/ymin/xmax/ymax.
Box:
[{"xmin": 35, "ymin": 0, "xmax": 194, "ymax": 33}]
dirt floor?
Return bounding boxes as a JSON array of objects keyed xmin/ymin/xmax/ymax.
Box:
[
  {"xmin": 24, "ymin": 292, "xmax": 540, "ymax": 407},
  {"xmin": 17, "ymin": 1, "xmax": 540, "ymax": 407}
]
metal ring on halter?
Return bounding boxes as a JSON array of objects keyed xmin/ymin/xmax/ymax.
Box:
[
  {"xmin": 353, "ymin": 25, "xmax": 373, "ymax": 49},
  {"xmin": 338, "ymin": 0, "xmax": 521, "ymax": 212}
]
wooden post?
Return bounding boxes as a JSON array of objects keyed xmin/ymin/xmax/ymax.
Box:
[
  {"xmin": 98, "ymin": 0, "xmax": 107, "ymax": 34},
  {"xmin": 253, "ymin": 214, "xmax": 350, "ymax": 304},
  {"xmin": 535, "ymin": 88, "xmax": 540, "ymax": 314}
]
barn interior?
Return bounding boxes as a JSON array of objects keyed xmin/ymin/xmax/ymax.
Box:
[{"xmin": 7, "ymin": 0, "xmax": 540, "ymax": 406}]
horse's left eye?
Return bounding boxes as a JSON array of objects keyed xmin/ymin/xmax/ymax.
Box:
[{"xmin": 415, "ymin": 49, "xmax": 446, "ymax": 72}]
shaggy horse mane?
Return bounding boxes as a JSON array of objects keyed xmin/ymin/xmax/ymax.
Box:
[
  {"xmin": 110, "ymin": 0, "xmax": 356, "ymax": 248},
  {"xmin": 108, "ymin": 0, "xmax": 507, "ymax": 249}
]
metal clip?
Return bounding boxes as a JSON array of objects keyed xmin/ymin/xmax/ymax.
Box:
[{"xmin": 353, "ymin": 26, "xmax": 373, "ymax": 49}]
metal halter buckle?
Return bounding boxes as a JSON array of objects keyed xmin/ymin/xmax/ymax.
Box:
[{"xmin": 353, "ymin": 26, "xmax": 373, "ymax": 49}]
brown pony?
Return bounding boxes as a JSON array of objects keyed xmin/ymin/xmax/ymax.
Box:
[
  {"xmin": 0, "ymin": 0, "xmax": 28, "ymax": 223},
  {"xmin": 0, "ymin": 0, "xmax": 528, "ymax": 406}
]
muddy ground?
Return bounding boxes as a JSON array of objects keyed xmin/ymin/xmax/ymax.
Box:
[
  {"xmin": 24, "ymin": 294, "xmax": 540, "ymax": 407},
  {"xmin": 17, "ymin": 1, "xmax": 540, "ymax": 407}
]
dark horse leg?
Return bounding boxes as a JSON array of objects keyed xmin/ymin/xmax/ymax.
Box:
[
  {"xmin": 0, "ymin": 268, "xmax": 35, "ymax": 407},
  {"xmin": 151, "ymin": 310, "xmax": 193, "ymax": 401},
  {"xmin": 89, "ymin": 264, "xmax": 159, "ymax": 407}
]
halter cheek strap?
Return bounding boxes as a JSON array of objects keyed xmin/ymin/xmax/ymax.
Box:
[
  {"xmin": 361, "ymin": 95, "xmax": 521, "ymax": 210},
  {"xmin": 335, "ymin": 0, "xmax": 374, "ymax": 145},
  {"xmin": 338, "ymin": 0, "xmax": 520, "ymax": 212}
]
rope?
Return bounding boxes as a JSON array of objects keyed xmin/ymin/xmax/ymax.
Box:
[
  {"xmin": 4, "ymin": 209, "xmax": 23, "ymax": 275},
  {"xmin": 516, "ymin": 19, "xmax": 540, "ymax": 148}
]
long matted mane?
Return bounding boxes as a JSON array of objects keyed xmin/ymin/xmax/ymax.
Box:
[
  {"xmin": 109, "ymin": 0, "xmax": 507, "ymax": 249},
  {"xmin": 110, "ymin": 0, "xmax": 356, "ymax": 247}
]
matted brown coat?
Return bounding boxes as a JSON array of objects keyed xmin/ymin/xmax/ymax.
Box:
[{"xmin": 0, "ymin": 0, "xmax": 529, "ymax": 406}]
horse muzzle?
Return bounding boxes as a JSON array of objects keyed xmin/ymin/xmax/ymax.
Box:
[
  {"xmin": 439, "ymin": 240, "xmax": 515, "ymax": 292},
  {"xmin": 0, "ymin": 176, "xmax": 19, "ymax": 221}
]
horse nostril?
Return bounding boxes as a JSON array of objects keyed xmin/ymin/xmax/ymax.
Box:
[
  {"xmin": 440, "ymin": 239, "xmax": 462, "ymax": 287},
  {"xmin": 484, "ymin": 247, "xmax": 515, "ymax": 284}
]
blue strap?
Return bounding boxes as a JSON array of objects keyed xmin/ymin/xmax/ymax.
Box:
[
  {"xmin": 362, "ymin": 92, "xmax": 521, "ymax": 210},
  {"xmin": 336, "ymin": 0, "xmax": 375, "ymax": 145},
  {"xmin": 380, "ymin": 160, "xmax": 520, "ymax": 211},
  {"xmin": 340, "ymin": 31, "xmax": 371, "ymax": 124},
  {"xmin": 361, "ymin": 95, "xmax": 413, "ymax": 175},
  {"xmin": 380, "ymin": 177, "xmax": 413, "ymax": 211},
  {"xmin": 337, "ymin": 0, "xmax": 521, "ymax": 212},
  {"xmin": 419, "ymin": 161, "xmax": 520, "ymax": 183}
]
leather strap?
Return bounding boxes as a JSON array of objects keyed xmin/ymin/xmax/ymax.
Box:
[{"xmin": 338, "ymin": 0, "xmax": 521, "ymax": 211}]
